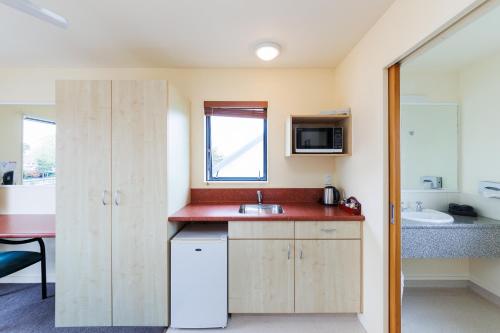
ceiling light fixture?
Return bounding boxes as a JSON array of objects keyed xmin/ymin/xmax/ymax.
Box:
[
  {"xmin": 255, "ymin": 42, "xmax": 281, "ymax": 61},
  {"xmin": 0, "ymin": 0, "xmax": 69, "ymax": 29}
]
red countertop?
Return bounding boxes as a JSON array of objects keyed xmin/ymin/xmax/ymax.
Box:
[
  {"xmin": 0, "ymin": 214, "xmax": 56, "ymax": 238},
  {"xmin": 168, "ymin": 203, "xmax": 364, "ymax": 222}
]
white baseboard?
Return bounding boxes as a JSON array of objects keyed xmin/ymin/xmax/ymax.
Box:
[
  {"xmin": 405, "ymin": 279, "xmax": 469, "ymax": 288},
  {"xmin": 0, "ymin": 273, "xmax": 55, "ymax": 284},
  {"xmin": 404, "ymin": 273, "xmax": 469, "ymax": 281},
  {"xmin": 469, "ymin": 280, "xmax": 500, "ymax": 306}
]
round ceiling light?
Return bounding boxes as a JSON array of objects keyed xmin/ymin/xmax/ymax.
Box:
[{"xmin": 255, "ymin": 42, "xmax": 281, "ymax": 61}]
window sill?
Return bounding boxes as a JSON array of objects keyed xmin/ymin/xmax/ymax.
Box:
[{"xmin": 204, "ymin": 180, "xmax": 269, "ymax": 185}]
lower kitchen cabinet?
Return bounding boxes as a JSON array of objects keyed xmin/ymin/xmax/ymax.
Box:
[
  {"xmin": 295, "ymin": 240, "xmax": 361, "ymax": 313},
  {"xmin": 228, "ymin": 240, "xmax": 294, "ymax": 313},
  {"xmin": 228, "ymin": 221, "xmax": 362, "ymax": 314}
]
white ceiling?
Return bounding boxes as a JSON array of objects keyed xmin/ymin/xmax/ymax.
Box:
[
  {"xmin": 403, "ymin": 4, "xmax": 500, "ymax": 72},
  {"xmin": 0, "ymin": 0, "xmax": 395, "ymax": 68}
]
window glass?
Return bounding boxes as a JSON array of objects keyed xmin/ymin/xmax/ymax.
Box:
[
  {"xmin": 23, "ymin": 117, "xmax": 56, "ymax": 185},
  {"xmin": 207, "ymin": 116, "xmax": 267, "ymax": 181}
]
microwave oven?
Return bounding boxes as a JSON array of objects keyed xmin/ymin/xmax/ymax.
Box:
[{"xmin": 294, "ymin": 127, "xmax": 343, "ymax": 153}]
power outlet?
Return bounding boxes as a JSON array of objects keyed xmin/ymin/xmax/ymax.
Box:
[{"xmin": 324, "ymin": 174, "xmax": 333, "ymax": 186}]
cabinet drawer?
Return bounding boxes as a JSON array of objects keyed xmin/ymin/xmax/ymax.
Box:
[
  {"xmin": 228, "ymin": 221, "xmax": 294, "ymax": 239},
  {"xmin": 295, "ymin": 221, "xmax": 361, "ymax": 239}
]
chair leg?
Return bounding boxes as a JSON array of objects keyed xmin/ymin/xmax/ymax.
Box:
[
  {"xmin": 41, "ymin": 254, "xmax": 47, "ymax": 299},
  {"xmin": 37, "ymin": 238, "xmax": 47, "ymax": 299}
]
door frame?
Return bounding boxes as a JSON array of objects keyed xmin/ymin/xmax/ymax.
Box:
[
  {"xmin": 388, "ymin": 64, "xmax": 401, "ymax": 333},
  {"xmin": 387, "ymin": 3, "xmax": 495, "ymax": 332}
]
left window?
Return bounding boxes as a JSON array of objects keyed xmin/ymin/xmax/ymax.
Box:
[{"xmin": 22, "ymin": 116, "xmax": 56, "ymax": 185}]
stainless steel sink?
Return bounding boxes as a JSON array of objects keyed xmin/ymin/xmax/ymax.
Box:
[{"xmin": 238, "ymin": 204, "xmax": 284, "ymax": 214}]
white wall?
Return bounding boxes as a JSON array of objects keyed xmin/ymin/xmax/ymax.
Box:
[
  {"xmin": 459, "ymin": 51, "xmax": 500, "ymax": 297},
  {"xmin": 401, "ymin": 70, "xmax": 460, "ymax": 102},
  {"xmin": 399, "ymin": 51, "xmax": 500, "ymax": 295},
  {"xmin": 400, "ymin": 70, "xmax": 465, "ymax": 282},
  {"xmin": 403, "ymin": 259, "xmax": 470, "ymax": 281},
  {"xmin": 331, "ymin": 0, "xmax": 484, "ymax": 332}
]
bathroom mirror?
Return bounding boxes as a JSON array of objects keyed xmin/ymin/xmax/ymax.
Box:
[
  {"xmin": 401, "ymin": 103, "xmax": 458, "ymax": 191},
  {"xmin": 0, "ymin": 104, "xmax": 56, "ymax": 186}
]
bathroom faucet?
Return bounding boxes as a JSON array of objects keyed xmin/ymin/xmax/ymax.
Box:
[
  {"xmin": 257, "ymin": 190, "xmax": 263, "ymax": 205},
  {"xmin": 416, "ymin": 201, "xmax": 424, "ymax": 212}
]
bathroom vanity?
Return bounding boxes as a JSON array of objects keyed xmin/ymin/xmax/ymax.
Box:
[{"xmin": 402, "ymin": 214, "xmax": 500, "ymax": 258}]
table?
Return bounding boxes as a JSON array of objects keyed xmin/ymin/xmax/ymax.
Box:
[
  {"xmin": 0, "ymin": 214, "xmax": 55, "ymax": 238},
  {"xmin": 0, "ymin": 214, "xmax": 55, "ymax": 299}
]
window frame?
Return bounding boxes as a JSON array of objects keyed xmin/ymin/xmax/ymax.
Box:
[{"xmin": 205, "ymin": 115, "xmax": 268, "ymax": 182}]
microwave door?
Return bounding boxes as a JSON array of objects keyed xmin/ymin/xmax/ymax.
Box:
[{"xmin": 295, "ymin": 128, "xmax": 336, "ymax": 153}]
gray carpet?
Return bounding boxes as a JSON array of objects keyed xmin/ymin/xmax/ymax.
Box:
[{"xmin": 0, "ymin": 284, "xmax": 165, "ymax": 333}]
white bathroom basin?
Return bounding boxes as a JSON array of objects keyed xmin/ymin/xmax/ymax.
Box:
[{"xmin": 402, "ymin": 209, "xmax": 454, "ymax": 223}]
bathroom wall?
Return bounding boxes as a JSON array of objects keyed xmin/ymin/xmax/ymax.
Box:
[
  {"xmin": 400, "ymin": 70, "xmax": 467, "ymax": 281},
  {"xmin": 400, "ymin": 70, "xmax": 460, "ymax": 211},
  {"xmin": 401, "ymin": 51, "xmax": 500, "ymax": 295},
  {"xmin": 459, "ymin": 51, "xmax": 500, "ymax": 297}
]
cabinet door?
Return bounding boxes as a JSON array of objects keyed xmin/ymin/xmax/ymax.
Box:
[
  {"xmin": 56, "ymin": 80, "xmax": 112, "ymax": 326},
  {"xmin": 111, "ymin": 80, "xmax": 168, "ymax": 326},
  {"xmin": 229, "ymin": 240, "xmax": 294, "ymax": 313},
  {"xmin": 295, "ymin": 240, "xmax": 361, "ymax": 313}
]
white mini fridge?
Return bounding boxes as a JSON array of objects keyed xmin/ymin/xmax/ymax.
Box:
[{"xmin": 171, "ymin": 223, "xmax": 228, "ymax": 328}]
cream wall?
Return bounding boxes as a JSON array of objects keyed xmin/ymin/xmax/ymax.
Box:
[
  {"xmin": 0, "ymin": 68, "xmax": 337, "ymax": 189},
  {"xmin": 0, "ymin": 0, "xmax": 491, "ymax": 329},
  {"xmin": 331, "ymin": 0, "xmax": 485, "ymax": 332},
  {"xmin": 0, "ymin": 68, "xmax": 336, "ymax": 285},
  {"xmin": 459, "ymin": 51, "xmax": 500, "ymax": 297}
]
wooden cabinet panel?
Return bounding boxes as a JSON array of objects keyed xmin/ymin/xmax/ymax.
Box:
[
  {"xmin": 111, "ymin": 80, "xmax": 168, "ymax": 326},
  {"xmin": 295, "ymin": 240, "xmax": 361, "ymax": 313},
  {"xmin": 55, "ymin": 80, "xmax": 112, "ymax": 326},
  {"xmin": 229, "ymin": 240, "xmax": 294, "ymax": 313},
  {"xmin": 228, "ymin": 221, "xmax": 294, "ymax": 239},
  {"xmin": 295, "ymin": 221, "xmax": 361, "ymax": 239}
]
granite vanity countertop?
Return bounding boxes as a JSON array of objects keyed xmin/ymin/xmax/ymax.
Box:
[
  {"xmin": 402, "ymin": 214, "xmax": 500, "ymax": 229},
  {"xmin": 168, "ymin": 203, "xmax": 365, "ymax": 222},
  {"xmin": 402, "ymin": 213, "xmax": 500, "ymax": 258}
]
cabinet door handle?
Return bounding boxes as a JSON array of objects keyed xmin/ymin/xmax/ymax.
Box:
[
  {"xmin": 287, "ymin": 244, "xmax": 291, "ymax": 260},
  {"xmin": 102, "ymin": 190, "xmax": 109, "ymax": 206},
  {"xmin": 321, "ymin": 228, "xmax": 337, "ymax": 233},
  {"xmin": 299, "ymin": 249, "xmax": 303, "ymax": 260},
  {"xmin": 114, "ymin": 191, "xmax": 121, "ymax": 206}
]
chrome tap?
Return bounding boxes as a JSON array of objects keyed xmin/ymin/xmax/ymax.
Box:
[
  {"xmin": 257, "ymin": 190, "xmax": 263, "ymax": 205},
  {"xmin": 416, "ymin": 201, "xmax": 424, "ymax": 212}
]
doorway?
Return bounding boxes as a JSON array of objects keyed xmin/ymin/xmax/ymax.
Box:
[{"xmin": 389, "ymin": 2, "xmax": 500, "ymax": 332}]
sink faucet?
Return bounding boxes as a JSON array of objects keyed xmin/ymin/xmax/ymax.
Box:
[
  {"xmin": 257, "ymin": 190, "xmax": 263, "ymax": 205},
  {"xmin": 416, "ymin": 201, "xmax": 424, "ymax": 212}
]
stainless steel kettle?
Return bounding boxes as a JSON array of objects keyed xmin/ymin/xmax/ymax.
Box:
[{"xmin": 323, "ymin": 186, "xmax": 340, "ymax": 206}]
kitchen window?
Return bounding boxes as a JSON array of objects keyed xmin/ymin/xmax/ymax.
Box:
[{"xmin": 205, "ymin": 101, "xmax": 268, "ymax": 182}]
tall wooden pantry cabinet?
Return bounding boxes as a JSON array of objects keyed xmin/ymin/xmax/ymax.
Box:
[{"xmin": 55, "ymin": 80, "xmax": 190, "ymax": 327}]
